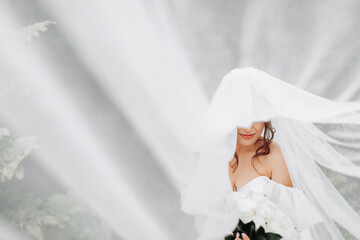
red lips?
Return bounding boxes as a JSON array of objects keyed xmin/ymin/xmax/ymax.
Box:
[{"xmin": 239, "ymin": 133, "xmax": 255, "ymax": 139}]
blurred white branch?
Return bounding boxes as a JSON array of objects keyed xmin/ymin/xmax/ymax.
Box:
[
  {"xmin": 0, "ymin": 127, "xmax": 39, "ymax": 182},
  {"xmin": 18, "ymin": 20, "xmax": 57, "ymax": 47}
]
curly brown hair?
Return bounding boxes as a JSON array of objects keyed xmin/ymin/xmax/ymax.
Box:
[{"xmin": 230, "ymin": 121, "xmax": 276, "ymax": 174}]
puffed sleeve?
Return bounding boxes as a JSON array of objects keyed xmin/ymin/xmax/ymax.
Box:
[{"xmin": 265, "ymin": 180, "xmax": 323, "ymax": 231}]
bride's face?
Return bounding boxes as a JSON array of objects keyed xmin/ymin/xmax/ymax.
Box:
[{"xmin": 237, "ymin": 122, "xmax": 264, "ymax": 146}]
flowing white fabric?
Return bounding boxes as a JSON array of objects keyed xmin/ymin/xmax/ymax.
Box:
[
  {"xmin": 195, "ymin": 176, "xmax": 323, "ymax": 240},
  {"xmin": 180, "ymin": 67, "xmax": 360, "ymax": 240},
  {"xmin": 238, "ymin": 176, "xmax": 322, "ymax": 232}
]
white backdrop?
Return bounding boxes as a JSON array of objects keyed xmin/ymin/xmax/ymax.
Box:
[{"xmin": 0, "ymin": 0, "xmax": 360, "ymax": 239}]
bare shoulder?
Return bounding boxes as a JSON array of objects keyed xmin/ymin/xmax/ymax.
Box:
[{"xmin": 267, "ymin": 141, "xmax": 293, "ymax": 187}]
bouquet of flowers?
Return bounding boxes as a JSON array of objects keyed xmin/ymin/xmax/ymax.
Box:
[{"xmin": 224, "ymin": 190, "xmax": 301, "ymax": 240}]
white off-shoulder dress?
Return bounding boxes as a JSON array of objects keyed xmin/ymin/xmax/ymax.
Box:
[{"xmin": 194, "ymin": 176, "xmax": 323, "ymax": 240}]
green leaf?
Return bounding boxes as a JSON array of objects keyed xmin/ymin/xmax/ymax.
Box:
[
  {"xmin": 265, "ymin": 232, "xmax": 282, "ymax": 240},
  {"xmin": 256, "ymin": 226, "xmax": 265, "ymax": 235},
  {"xmin": 224, "ymin": 235, "xmax": 235, "ymax": 240},
  {"xmin": 253, "ymin": 234, "xmax": 267, "ymax": 240}
]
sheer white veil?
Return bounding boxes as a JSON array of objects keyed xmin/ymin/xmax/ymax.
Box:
[{"xmin": 180, "ymin": 67, "xmax": 360, "ymax": 240}]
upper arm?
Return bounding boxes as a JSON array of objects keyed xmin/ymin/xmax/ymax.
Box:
[{"xmin": 268, "ymin": 142, "xmax": 293, "ymax": 187}]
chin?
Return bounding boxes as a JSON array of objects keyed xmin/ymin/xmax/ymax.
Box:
[
  {"xmin": 239, "ymin": 135, "xmax": 261, "ymax": 144},
  {"xmin": 240, "ymin": 139, "xmax": 256, "ymax": 144}
]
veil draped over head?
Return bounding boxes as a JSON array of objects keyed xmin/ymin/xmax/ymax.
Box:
[{"xmin": 180, "ymin": 67, "xmax": 360, "ymax": 240}]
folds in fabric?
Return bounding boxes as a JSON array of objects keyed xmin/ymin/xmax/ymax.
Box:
[{"xmin": 181, "ymin": 67, "xmax": 360, "ymax": 240}]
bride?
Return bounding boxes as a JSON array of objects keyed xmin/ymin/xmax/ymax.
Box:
[
  {"xmin": 229, "ymin": 122, "xmax": 294, "ymax": 240},
  {"xmin": 180, "ymin": 67, "xmax": 360, "ymax": 240},
  {"xmin": 227, "ymin": 122, "xmax": 302, "ymax": 240}
]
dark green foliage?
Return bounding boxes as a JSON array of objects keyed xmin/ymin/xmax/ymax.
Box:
[{"xmin": 224, "ymin": 219, "xmax": 282, "ymax": 240}]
